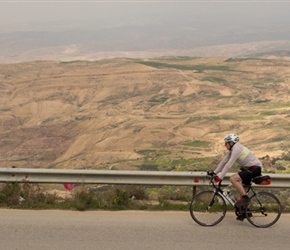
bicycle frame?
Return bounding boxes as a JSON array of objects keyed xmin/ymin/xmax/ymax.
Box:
[{"xmin": 209, "ymin": 178, "xmax": 236, "ymax": 206}]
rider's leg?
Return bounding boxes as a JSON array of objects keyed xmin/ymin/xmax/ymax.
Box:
[
  {"xmin": 230, "ymin": 174, "xmax": 246, "ymax": 196},
  {"xmin": 231, "ymin": 169, "xmax": 262, "ymax": 207},
  {"xmin": 230, "ymin": 173, "xmax": 250, "ymax": 207}
]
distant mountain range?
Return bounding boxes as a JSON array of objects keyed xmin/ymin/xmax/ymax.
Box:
[{"xmin": 1, "ymin": 22, "xmax": 290, "ymax": 63}]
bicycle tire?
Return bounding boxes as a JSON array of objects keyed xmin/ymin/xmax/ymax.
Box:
[
  {"xmin": 246, "ymin": 191, "xmax": 281, "ymax": 228},
  {"xmin": 189, "ymin": 190, "xmax": 227, "ymax": 226}
]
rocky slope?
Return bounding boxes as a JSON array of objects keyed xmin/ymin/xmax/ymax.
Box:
[{"xmin": 0, "ymin": 57, "xmax": 290, "ymax": 171}]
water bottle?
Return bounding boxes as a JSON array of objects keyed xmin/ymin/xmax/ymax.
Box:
[
  {"xmin": 228, "ymin": 191, "xmax": 237, "ymax": 203},
  {"xmin": 223, "ymin": 189, "xmax": 230, "ymax": 200},
  {"xmin": 223, "ymin": 189, "xmax": 236, "ymax": 202}
]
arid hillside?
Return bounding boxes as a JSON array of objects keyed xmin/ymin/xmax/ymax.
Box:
[{"xmin": 0, "ymin": 57, "xmax": 290, "ymax": 171}]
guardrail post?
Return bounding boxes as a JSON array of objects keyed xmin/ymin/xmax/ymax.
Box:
[{"xmin": 191, "ymin": 186, "xmax": 197, "ymax": 201}]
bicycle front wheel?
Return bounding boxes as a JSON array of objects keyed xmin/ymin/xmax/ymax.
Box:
[
  {"xmin": 190, "ymin": 191, "xmax": 227, "ymax": 226},
  {"xmin": 246, "ymin": 191, "xmax": 281, "ymax": 228}
]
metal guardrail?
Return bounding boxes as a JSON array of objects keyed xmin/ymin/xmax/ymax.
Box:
[{"xmin": 0, "ymin": 168, "xmax": 289, "ymax": 188}]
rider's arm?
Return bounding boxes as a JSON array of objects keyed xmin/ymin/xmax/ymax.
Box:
[
  {"xmin": 218, "ymin": 144, "xmax": 243, "ymax": 179},
  {"xmin": 214, "ymin": 152, "xmax": 230, "ymax": 174}
]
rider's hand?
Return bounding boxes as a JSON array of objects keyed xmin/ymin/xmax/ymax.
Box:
[
  {"xmin": 207, "ymin": 170, "xmax": 216, "ymax": 177},
  {"xmin": 214, "ymin": 176, "xmax": 222, "ymax": 183}
]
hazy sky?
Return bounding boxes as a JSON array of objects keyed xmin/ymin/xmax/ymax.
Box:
[
  {"xmin": 1, "ymin": 1, "xmax": 290, "ymax": 33},
  {"xmin": 1, "ymin": 0, "xmax": 290, "ymax": 61}
]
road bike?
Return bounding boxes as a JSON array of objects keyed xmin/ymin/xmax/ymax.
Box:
[{"xmin": 189, "ymin": 173, "xmax": 282, "ymax": 228}]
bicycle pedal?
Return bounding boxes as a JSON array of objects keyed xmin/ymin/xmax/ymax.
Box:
[{"xmin": 236, "ymin": 216, "xmax": 244, "ymax": 222}]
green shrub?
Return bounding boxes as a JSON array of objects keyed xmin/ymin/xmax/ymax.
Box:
[
  {"xmin": 0, "ymin": 183, "xmax": 21, "ymax": 205},
  {"xmin": 112, "ymin": 188, "xmax": 130, "ymax": 207},
  {"xmin": 0, "ymin": 183, "xmax": 58, "ymax": 207},
  {"xmin": 72, "ymin": 186, "xmax": 95, "ymax": 211}
]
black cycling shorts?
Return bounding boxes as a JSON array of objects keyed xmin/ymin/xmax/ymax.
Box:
[{"xmin": 238, "ymin": 167, "xmax": 261, "ymax": 185}]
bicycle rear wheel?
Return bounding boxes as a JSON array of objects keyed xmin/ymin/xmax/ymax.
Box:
[
  {"xmin": 190, "ymin": 191, "xmax": 227, "ymax": 226},
  {"xmin": 246, "ymin": 191, "xmax": 281, "ymax": 228}
]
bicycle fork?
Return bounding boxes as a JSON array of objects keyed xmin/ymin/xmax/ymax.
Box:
[
  {"xmin": 207, "ymin": 191, "xmax": 227, "ymax": 212},
  {"xmin": 206, "ymin": 195, "xmax": 217, "ymax": 212}
]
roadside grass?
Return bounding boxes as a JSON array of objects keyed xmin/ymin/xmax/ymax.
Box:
[
  {"xmin": 0, "ymin": 183, "xmax": 288, "ymax": 212},
  {"xmin": 0, "ymin": 183, "xmax": 190, "ymax": 211}
]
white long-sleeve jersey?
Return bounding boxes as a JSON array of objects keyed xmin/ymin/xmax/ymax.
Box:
[{"xmin": 214, "ymin": 142, "xmax": 262, "ymax": 179}]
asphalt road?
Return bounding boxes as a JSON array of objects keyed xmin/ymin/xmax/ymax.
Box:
[{"xmin": 1, "ymin": 209, "xmax": 289, "ymax": 250}]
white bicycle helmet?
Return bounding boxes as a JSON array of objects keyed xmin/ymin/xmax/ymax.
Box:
[{"xmin": 224, "ymin": 134, "xmax": 239, "ymax": 143}]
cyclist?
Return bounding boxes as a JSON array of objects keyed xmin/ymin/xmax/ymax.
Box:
[{"xmin": 208, "ymin": 134, "xmax": 262, "ymax": 207}]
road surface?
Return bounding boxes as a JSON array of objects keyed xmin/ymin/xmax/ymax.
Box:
[{"xmin": 0, "ymin": 209, "xmax": 289, "ymax": 250}]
